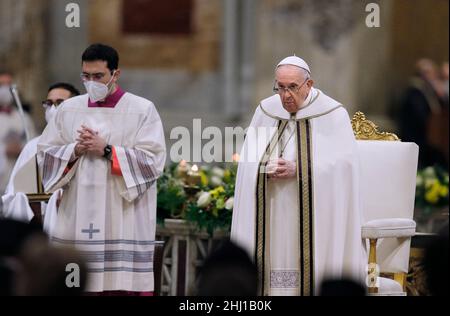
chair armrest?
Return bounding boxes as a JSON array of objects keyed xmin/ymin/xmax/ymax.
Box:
[{"xmin": 362, "ymin": 218, "xmax": 416, "ymax": 239}]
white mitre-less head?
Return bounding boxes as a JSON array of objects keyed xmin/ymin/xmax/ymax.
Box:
[{"xmin": 276, "ymin": 55, "xmax": 311, "ymax": 75}]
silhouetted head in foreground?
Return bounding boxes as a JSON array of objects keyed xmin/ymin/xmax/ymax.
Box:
[
  {"xmin": 0, "ymin": 219, "xmax": 45, "ymax": 296},
  {"xmin": 0, "ymin": 219, "xmax": 87, "ymax": 296},
  {"xmin": 14, "ymin": 234, "xmax": 87, "ymax": 296},
  {"xmin": 423, "ymin": 223, "xmax": 449, "ymax": 296},
  {"xmin": 0, "ymin": 219, "xmax": 44, "ymax": 257},
  {"xmin": 319, "ymin": 278, "xmax": 367, "ymax": 296},
  {"xmin": 196, "ymin": 240, "xmax": 257, "ymax": 296}
]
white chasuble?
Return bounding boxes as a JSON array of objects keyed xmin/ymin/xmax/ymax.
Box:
[
  {"xmin": 231, "ymin": 88, "xmax": 365, "ymax": 296},
  {"xmin": 37, "ymin": 93, "xmax": 166, "ymax": 292}
]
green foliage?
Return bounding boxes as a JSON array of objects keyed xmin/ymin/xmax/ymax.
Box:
[
  {"xmin": 415, "ymin": 165, "xmax": 449, "ymax": 215},
  {"xmin": 157, "ymin": 162, "xmax": 237, "ymax": 235},
  {"xmin": 156, "ymin": 171, "xmax": 186, "ymax": 224}
]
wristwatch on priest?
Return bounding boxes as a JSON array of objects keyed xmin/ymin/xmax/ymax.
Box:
[{"xmin": 103, "ymin": 144, "xmax": 112, "ymax": 160}]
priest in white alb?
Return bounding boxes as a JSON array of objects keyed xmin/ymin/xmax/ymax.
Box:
[
  {"xmin": 231, "ymin": 56, "xmax": 365, "ymax": 296},
  {"xmin": 37, "ymin": 44, "xmax": 166, "ymax": 295},
  {"xmin": 1, "ymin": 82, "xmax": 79, "ymax": 227}
]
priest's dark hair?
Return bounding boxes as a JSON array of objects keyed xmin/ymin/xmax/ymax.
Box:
[
  {"xmin": 48, "ymin": 82, "xmax": 80, "ymax": 97},
  {"xmin": 81, "ymin": 43, "xmax": 119, "ymax": 71}
]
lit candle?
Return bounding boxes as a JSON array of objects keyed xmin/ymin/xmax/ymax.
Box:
[
  {"xmin": 187, "ymin": 164, "xmax": 201, "ymax": 186},
  {"xmin": 177, "ymin": 160, "xmax": 189, "ymax": 180}
]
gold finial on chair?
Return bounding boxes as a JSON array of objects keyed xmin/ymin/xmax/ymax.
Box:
[{"xmin": 351, "ymin": 111, "xmax": 400, "ymax": 141}]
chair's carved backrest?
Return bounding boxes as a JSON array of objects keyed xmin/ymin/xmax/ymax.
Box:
[
  {"xmin": 351, "ymin": 111, "xmax": 400, "ymax": 141},
  {"xmin": 352, "ymin": 112, "xmax": 419, "ymax": 221}
]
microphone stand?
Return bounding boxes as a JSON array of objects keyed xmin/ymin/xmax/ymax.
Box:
[{"xmin": 9, "ymin": 84, "xmax": 31, "ymax": 142}]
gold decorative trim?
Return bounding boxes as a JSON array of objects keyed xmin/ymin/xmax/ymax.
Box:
[
  {"xmin": 351, "ymin": 112, "xmax": 400, "ymax": 141},
  {"xmin": 26, "ymin": 193, "xmax": 52, "ymax": 203},
  {"xmin": 255, "ymin": 120, "xmax": 288, "ymax": 296},
  {"xmin": 296, "ymin": 120, "xmax": 314, "ymax": 296}
]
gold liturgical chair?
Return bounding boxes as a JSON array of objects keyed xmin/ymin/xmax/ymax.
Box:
[{"xmin": 352, "ymin": 112, "xmax": 419, "ymax": 296}]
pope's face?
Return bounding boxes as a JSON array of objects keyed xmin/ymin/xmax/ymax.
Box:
[{"xmin": 275, "ymin": 65, "xmax": 313, "ymax": 113}]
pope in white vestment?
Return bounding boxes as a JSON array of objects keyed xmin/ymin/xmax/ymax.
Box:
[
  {"xmin": 37, "ymin": 87, "xmax": 166, "ymax": 292},
  {"xmin": 231, "ymin": 56, "xmax": 365, "ymax": 296}
]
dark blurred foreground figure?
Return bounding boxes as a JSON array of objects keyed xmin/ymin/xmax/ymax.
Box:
[
  {"xmin": 15, "ymin": 234, "xmax": 87, "ymax": 296},
  {"xmin": 0, "ymin": 219, "xmax": 45, "ymax": 295},
  {"xmin": 0, "ymin": 219, "xmax": 86, "ymax": 296},
  {"xmin": 196, "ymin": 240, "xmax": 258, "ymax": 296},
  {"xmin": 319, "ymin": 278, "xmax": 366, "ymax": 296},
  {"xmin": 423, "ymin": 223, "xmax": 449, "ymax": 296}
]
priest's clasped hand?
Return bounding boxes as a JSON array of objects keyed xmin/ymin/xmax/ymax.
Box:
[
  {"xmin": 266, "ymin": 158, "xmax": 296, "ymax": 179},
  {"xmin": 75, "ymin": 125, "xmax": 107, "ymax": 157}
]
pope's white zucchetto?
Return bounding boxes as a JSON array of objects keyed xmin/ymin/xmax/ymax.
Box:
[{"xmin": 276, "ymin": 55, "xmax": 311, "ymax": 75}]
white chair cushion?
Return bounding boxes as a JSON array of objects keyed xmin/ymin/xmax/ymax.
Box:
[
  {"xmin": 368, "ymin": 277, "xmax": 406, "ymax": 296},
  {"xmin": 362, "ymin": 218, "xmax": 416, "ymax": 239}
]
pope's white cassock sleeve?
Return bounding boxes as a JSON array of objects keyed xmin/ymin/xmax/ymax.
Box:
[
  {"xmin": 37, "ymin": 93, "xmax": 166, "ymax": 292},
  {"xmin": 231, "ymin": 88, "xmax": 365, "ymax": 296}
]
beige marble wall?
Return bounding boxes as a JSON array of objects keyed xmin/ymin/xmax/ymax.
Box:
[
  {"xmin": 253, "ymin": 0, "xmax": 394, "ymax": 119},
  {"xmin": 88, "ymin": 0, "xmax": 221, "ymax": 72}
]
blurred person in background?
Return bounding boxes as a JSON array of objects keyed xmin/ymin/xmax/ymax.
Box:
[
  {"xmin": 441, "ymin": 62, "xmax": 449, "ymax": 98},
  {"xmin": 1, "ymin": 83, "xmax": 79, "ymax": 226},
  {"xmin": 398, "ymin": 58, "xmax": 449, "ymax": 169},
  {"xmin": 0, "ymin": 70, "xmax": 37, "ymax": 194}
]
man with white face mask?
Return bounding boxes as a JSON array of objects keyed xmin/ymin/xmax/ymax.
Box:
[
  {"xmin": 37, "ymin": 44, "xmax": 166, "ymax": 295},
  {"xmin": 0, "ymin": 70, "xmax": 37, "ymax": 194},
  {"xmin": 1, "ymin": 83, "xmax": 79, "ymax": 222}
]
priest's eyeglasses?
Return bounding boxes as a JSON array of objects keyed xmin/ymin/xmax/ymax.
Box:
[
  {"xmin": 273, "ymin": 77, "xmax": 309, "ymax": 95},
  {"xmin": 80, "ymin": 71, "xmax": 113, "ymax": 82},
  {"xmin": 42, "ymin": 99, "xmax": 65, "ymax": 108}
]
